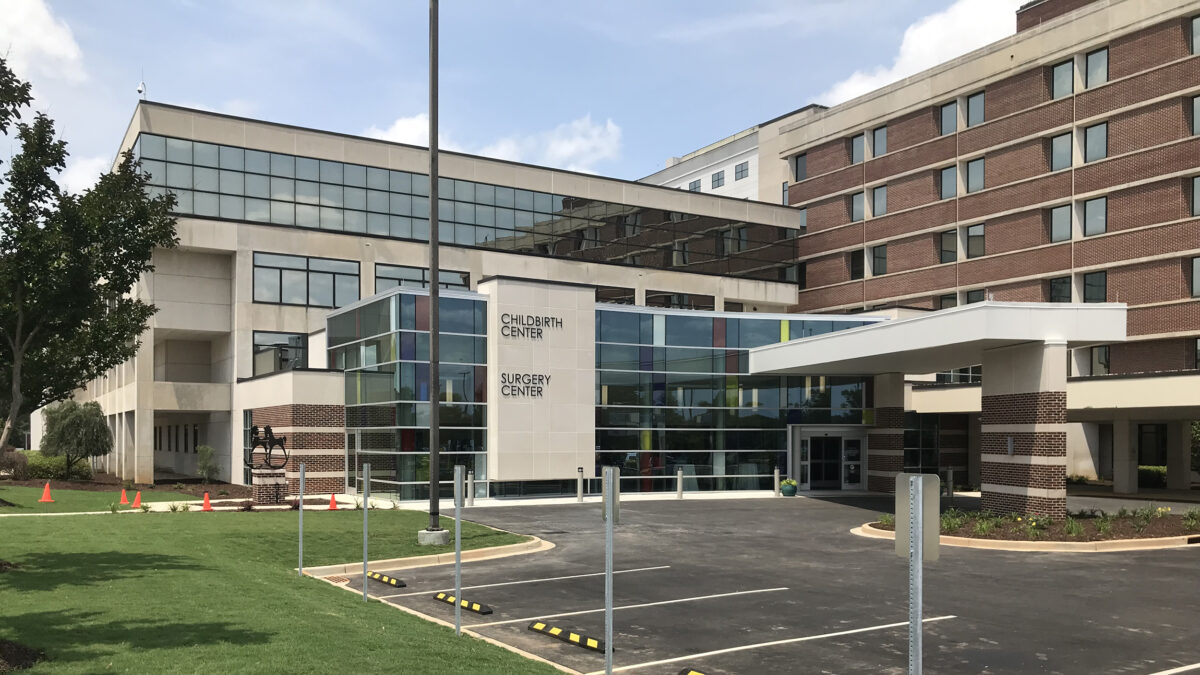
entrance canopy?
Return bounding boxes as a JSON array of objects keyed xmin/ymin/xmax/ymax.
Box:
[{"xmin": 749, "ymin": 302, "xmax": 1127, "ymax": 376}]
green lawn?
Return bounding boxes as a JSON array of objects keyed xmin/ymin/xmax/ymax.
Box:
[
  {"xmin": 0, "ymin": 485, "xmax": 183, "ymax": 513},
  {"xmin": 0, "ymin": 510, "xmax": 558, "ymax": 674}
]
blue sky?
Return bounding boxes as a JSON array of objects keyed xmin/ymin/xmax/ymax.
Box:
[{"xmin": 2, "ymin": 0, "xmax": 1022, "ymax": 191}]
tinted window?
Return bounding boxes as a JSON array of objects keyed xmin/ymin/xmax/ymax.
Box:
[
  {"xmin": 1051, "ymin": 60, "xmax": 1074, "ymax": 99},
  {"xmin": 851, "ymin": 192, "xmax": 864, "ymax": 222},
  {"xmin": 873, "ymin": 126, "xmax": 887, "ymax": 156},
  {"xmin": 1084, "ymin": 271, "xmax": 1107, "ymax": 302},
  {"xmin": 940, "ymin": 102, "xmax": 957, "ymax": 135},
  {"xmin": 967, "ymin": 92, "xmax": 985, "ymax": 127},
  {"xmin": 1049, "ymin": 205, "xmax": 1072, "ymax": 242},
  {"xmin": 1083, "ymin": 197, "xmax": 1107, "ymax": 236},
  {"xmin": 1086, "ymin": 48, "xmax": 1108, "ymax": 88},
  {"xmin": 1048, "ymin": 277, "xmax": 1071, "ymax": 303},
  {"xmin": 851, "ymin": 135, "xmax": 865, "ymax": 164},
  {"xmin": 1051, "ymin": 133, "xmax": 1072, "ymax": 171},
  {"xmin": 940, "ymin": 166, "xmax": 956, "ymax": 199},
  {"xmin": 940, "ymin": 230, "xmax": 957, "ymax": 263},
  {"xmin": 1084, "ymin": 123, "xmax": 1107, "ymax": 162},
  {"xmin": 967, "ymin": 158, "xmax": 984, "ymax": 193},
  {"xmin": 966, "ymin": 224, "xmax": 985, "ymax": 258},
  {"xmin": 872, "ymin": 185, "xmax": 887, "ymax": 216}
]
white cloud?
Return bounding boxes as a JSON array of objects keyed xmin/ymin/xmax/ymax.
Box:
[
  {"xmin": 0, "ymin": 0, "xmax": 85, "ymax": 84},
  {"xmin": 366, "ymin": 114, "xmax": 622, "ymax": 174},
  {"xmin": 817, "ymin": 0, "xmax": 1023, "ymax": 106},
  {"xmin": 58, "ymin": 155, "xmax": 110, "ymax": 194}
]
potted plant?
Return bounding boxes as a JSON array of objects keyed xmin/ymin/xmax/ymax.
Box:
[{"xmin": 780, "ymin": 478, "xmax": 798, "ymax": 497}]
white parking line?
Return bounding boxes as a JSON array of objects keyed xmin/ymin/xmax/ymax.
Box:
[
  {"xmin": 469, "ymin": 587, "xmax": 789, "ymax": 628},
  {"xmin": 1148, "ymin": 664, "xmax": 1200, "ymax": 675},
  {"xmin": 379, "ymin": 565, "xmax": 671, "ymax": 599},
  {"xmin": 584, "ymin": 615, "xmax": 957, "ymax": 674}
]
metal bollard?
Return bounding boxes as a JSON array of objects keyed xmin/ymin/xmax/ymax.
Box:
[
  {"xmin": 466, "ymin": 470, "xmax": 475, "ymax": 507},
  {"xmin": 774, "ymin": 467, "xmax": 781, "ymax": 496},
  {"xmin": 676, "ymin": 468, "xmax": 683, "ymax": 499},
  {"xmin": 577, "ymin": 466, "xmax": 584, "ymax": 503}
]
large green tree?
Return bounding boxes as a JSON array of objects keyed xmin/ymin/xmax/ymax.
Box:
[
  {"xmin": 41, "ymin": 400, "xmax": 111, "ymax": 478},
  {"xmin": 0, "ymin": 58, "xmax": 178, "ymax": 450}
]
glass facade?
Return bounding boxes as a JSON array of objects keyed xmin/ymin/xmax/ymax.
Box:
[
  {"xmin": 594, "ymin": 307, "xmax": 876, "ymax": 492},
  {"xmin": 331, "ymin": 289, "xmax": 881, "ymax": 499},
  {"xmin": 134, "ymin": 133, "xmax": 800, "ymax": 283},
  {"xmin": 330, "ymin": 289, "xmax": 488, "ymax": 501}
]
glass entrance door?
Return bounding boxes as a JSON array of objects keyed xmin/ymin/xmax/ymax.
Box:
[
  {"xmin": 842, "ymin": 437, "xmax": 863, "ymax": 489},
  {"xmin": 810, "ymin": 436, "xmax": 842, "ymax": 490}
]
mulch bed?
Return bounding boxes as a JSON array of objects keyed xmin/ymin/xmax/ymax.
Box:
[
  {"xmin": 872, "ymin": 510, "xmax": 1200, "ymax": 542},
  {"xmin": 2, "ymin": 473, "xmax": 251, "ymax": 500},
  {"xmin": 0, "ymin": 639, "xmax": 44, "ymax": 672}
]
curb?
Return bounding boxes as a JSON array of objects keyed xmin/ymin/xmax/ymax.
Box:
[
  {"xmin": 853, "ymin": 522, "xmax": 1199, "ymax": 552},
  {"xmin": 301, "ymin": 536, "xmax": 554, "ymax": 576}
]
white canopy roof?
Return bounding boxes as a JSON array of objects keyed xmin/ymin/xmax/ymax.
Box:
[{"xmin": 749, "ymin": 302, "xmax": 1127, "ymax": 376}]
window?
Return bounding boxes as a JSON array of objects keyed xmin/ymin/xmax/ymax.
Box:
[
  {"xmin": 782, "ymin": 181, "xmax": 789, "ymax": 206},
  {"xmin": 252, "ymin": 252, "xmax": 359, "ymax": 308},
  {"xmin": 797, "ymin": 208, "xmax": 807, "ymax": 233},
  {"xmin": 1083, "ymin": 197, "xmax": 1107, "ymax": 236},
  {"xmin": 1192, "ymin": 257, "xmax": 1200, "ymax": 298},
  {"xmin": 966, "ymin": 289, "xmax": 986, "ymax": 304},
  {"xmin": 1091, "ymin": 345, "xmax": 1110, "ymax": 375},
  {"xmin": 851, "ymin": 135, "xmax": 865, "ymax": 164},
  {"xmin": 1193, "ymin": 176, "xmax": 1199, "ymax": 216},
  {"xmin": 851, "ymin": 192, "xmax": 864, "ymax": 222},
  {"xmin": 1049, "ymin": 204, "xmax": 1072, "ymax": 242},
  {"xmin": 794, "ymin": 154, "xmax": 807, "ymax": 180},
  {"xmin": 253, "ymin": 332, "xmax": 308, "ymax": 376},
  {"xmin": 735, "ymin": 161, "xmax": 749, "ymax": 180},
  {"xmin": 1193, "ymin": 15, "xmax": 1200, "ymax": 55},
  {"xmin": 1051, "ymin": 60, "xmax": 1074, "ymax": 99},
  {"xmin": 1085, "ymin": 48, "xmax": 1108, "ymax": 88},
  {"xmin": 872, "ymin": 245, "xmax": 887, "ymax": 275},
  {"xmin": 1194, "ymin": 97, "xmax": 1200, "ymax": 136},
  {"xmin": 711, "ymin": 170, "xmax": 725, "ymax": 189},
  {"xmin": 939, "ymin": 230, "xmax": 957, "ymax": 263},
  {"xmin": 673, "ymin": 241, "xmax": 690, "ymax": 266},
  {"xmin": 873, "ymin": 126, "xmax": 888, "ymax": 156},
  {"xmin": 966, "ymin": 158, "xmax": 985, "ymax": 193},
  {"xmin": 1050, "ymin": 133, "xmax": 1072, "ymax": 171},
  {"xmin": 872, "ymin": 185, "xmax": 888, "ymax": 216},
  {"xmin": 376, "ymin": 263, "xmax": 468, "ymax": 293},
  {"xmin": 687, "ymin": 179, "xmax": 701, "ymax": 192},
  {"xmin": 940, "ymin": 166, "xmax": 957, "ymax": 199},
  {"xmin": 781, "ymin": 262, "xmax": 807, "ymax": 288},
  {"xmin": 967, "ymin": 92, "xmax": 985, "ymax": 127},
  {"xmin": 1083, "ymin": 271, "xmax": 1107, "ymax": 303},
  {"xmin": 1084, "ymin": 123, "xmax": 1107, "ymax": 162},
  {"xmin": 940, "ymin": 101, "xmax": 957, "ymax": 135},
  {"xmin": 849, "ymin": 250, "xmax": 864, "ymax": 280},
  {"xmin": 1048, "ymin": 276, "xmax": 1072, "ymax": 303},
  {"xmin": 966, "ymin": 224, "xmax": 985, "ymax": 258},
  {"xmin": 939, "ymin": 294, "xmax": 957, "ymax": 309}
]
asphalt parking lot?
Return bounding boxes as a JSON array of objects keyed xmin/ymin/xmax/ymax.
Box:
[{"xmin": 345, "ymin": 495, "xmax": 1200, "ymax": 674}]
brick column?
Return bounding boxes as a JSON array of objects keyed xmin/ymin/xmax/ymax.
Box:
[
  {"xmin": 867, "ymin": 373, "xmax": 905, "ymax": 493},
  {"xmin": 252, "ymin": 468, "xmax": 287, "ymax": 505},
  {"xmin": 980, "ymin": 341, "xmax": 1067, "ymax": 517}
]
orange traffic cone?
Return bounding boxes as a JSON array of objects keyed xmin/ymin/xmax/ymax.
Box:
[
  {"xmin": 131, "ymin": 491, "xmax": 142, "ymax": 509},
  {"xmin": 202, "ymin": 492, "xmax": 213, "ymax": 512},
  {"xmin": 119, "ymin": 489, "xmax": 129, "ymax": 505},
  {"xmin": 37, "ymin": 482, "xmax": 54, "ymax": 503},
  {"xmin": 328, "ymin": 494, "xmax": 339, "ymax": 510}
]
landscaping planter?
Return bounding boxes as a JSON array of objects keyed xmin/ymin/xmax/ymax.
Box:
[{"xmin": 781, "ymin": 484, "xmax": 797, "ymax": 497}]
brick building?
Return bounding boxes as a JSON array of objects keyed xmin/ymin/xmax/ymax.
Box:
[{"xmin": 754, "ymin": 0, "xmax": 1200, "ymax": 506}]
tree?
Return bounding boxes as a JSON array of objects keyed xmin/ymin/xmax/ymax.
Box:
[
  {"xmin": 0, "ymin": 57, "xmax": 178, "ymax": 449},
  {"xmin": 196, "ymin": 445, "xmax": 219, "ymax": 484},
  {"xmin": 40, "ymin": 400, "xmax": 111, "ymax": 479}
]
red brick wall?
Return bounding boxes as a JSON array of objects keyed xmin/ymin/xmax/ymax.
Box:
[
  {"xmin": 985, "ymin": 138, "xmax": 1049, "ymax": 189},
  {"xmin": 987, "ymin": 68, "xmax": 1051, "ymax": 120},
  {"xmin": 1108, "ymin": 259, "xmax": 1192, "ymax": 305},
  {"xmin": 885, "ymin": 170, "xmax": 940, "ymax": 213},
  {"xmin": 806, "ymin": 252, "xmax": 852, "ymax": 287},
  {"xmin": 1107, "ymin": 98, "xmax": 1190, "ymax": 157},
  {"xmin": 980, "ymin": 392, "xmax": 1067, "ymax": 425},
  {"xmin": 1108, "ymin": 17, "xmax": 1191, "ymax": 81},
  {"xmin": 807, "ymin": 137, "xmax": 852, "ymax": 177},
  {"xmin": 987, "ymin": 210, "xmax": 1050, "ymax": 255},
  {"xmin": 1110, "ymin": 338, "xmax": 1197, "ymax": 375}
]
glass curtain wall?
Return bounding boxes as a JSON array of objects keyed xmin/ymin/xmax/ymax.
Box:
[
  {"xmin": 595, "ymin": 308, "xmax": 876, "ymax": 492},
  {"xmin": 329, "ymin": 289, "xmax": 487, "ymax": 501},
  {"xmin": 134, "ymin": 133, "xmax": 799, "ymax": 283}
]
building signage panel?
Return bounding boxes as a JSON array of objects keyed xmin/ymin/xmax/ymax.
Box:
[{"xmin": 480, "ymin": 278, "xmax": 596, "ymax": 481}]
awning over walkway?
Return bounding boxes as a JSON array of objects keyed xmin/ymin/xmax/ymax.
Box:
[{"xmin": 748, "ymin": 302, "xmax": 1127, "ymax": 376}]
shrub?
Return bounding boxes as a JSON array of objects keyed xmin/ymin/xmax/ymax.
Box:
[
  {"xmin": 0, "ymin": 450, "xmax": 29, "ymax": 480},
  {"xmin": 1184, "ymin": 509, "xmax": 1200, "ymax": 531},
  {"xmin": 940, "ymin": 508, "xmax": 968, "ymax": 533},
  {"xmin": 23, "ymin": 451, "xmax": 91, "ymax": 480},
  {"xmin": 973, "ymin": 519, "xmax": 996, "ymax": 536},
  {"xmin": 878, "ymin": 513, "xmax": 895, "ymax": 527},
  {"xmin": 1137, "ymin": 465, "xmax": 1167, "ymax": 489},
  {"xmin": 108, "ymin": 501, "xmax": 119, "ymax": 514},
  {"xmin": 196, "ymin": 445, "xmax": 219, "ymax": 483},
  {"xmin": 122, "ymin": 479, "xmax": 135, "ymax": 491},
  {"xmin": 1064, "ymin": 517, "xmax": 1084, "ymax": 537},
  {"xmin": 1065, "ymin": 474, "xmax": 1089, "ymax": 485},
  {"xmin": 168, "ymin": 503, "xmax": 180, "ymax": 512},
  {"xmin": 1096, "ymin": 514, "xmax": 1113, "ymax": 535}
]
